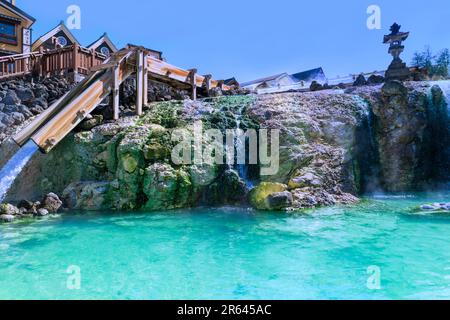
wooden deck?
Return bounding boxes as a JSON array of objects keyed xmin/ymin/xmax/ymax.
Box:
[{"xmin": 0, "ymin": 45, "xmax": 107, "ymax": 79}]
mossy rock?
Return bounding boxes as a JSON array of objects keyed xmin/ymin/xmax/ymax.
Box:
[
  {"xmin": 249, "ymin": 182, "xmax": 288, "ymax": 210},
  {"xmin": 143, "ymin": 142, "xmax": 171, "ymax": 162},
  {"xmin": 121, "ymin": 153, "xmax": 139, "ymax": 173},
  {"xmin": 142, "ymin": 163, "xmax": 193, "ymax": 210}
]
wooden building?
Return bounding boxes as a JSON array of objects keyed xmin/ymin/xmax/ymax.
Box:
[
  {"xmin": 32, "ymin": 21, "xmax": 80, "ymax": 52},
  {"xmin": 87, "ymin": 32, "xmax": 118, "ymax": 57},
  {"xmin": 0, "ymin": 0, "xmax": 35, "ymax": 56}
]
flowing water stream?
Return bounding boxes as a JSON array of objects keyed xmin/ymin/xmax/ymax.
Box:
[
  {"xmin": 430, "ymin": 80, "xmax": 450, "ymax": 108},
  {"xmin": 234, "ymin": 105, "xmax": 253, "ymax": 188},
  {"xmin": 0, "ymin": 141, "xmax": 38, "ymax": 203}
]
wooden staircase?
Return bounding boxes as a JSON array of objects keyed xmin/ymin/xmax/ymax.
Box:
[{"xmin": 12, "ymin": 46, "xmax": 231, "ymax": 153}]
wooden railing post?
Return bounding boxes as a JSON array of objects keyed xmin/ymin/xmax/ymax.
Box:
[
  {"xmin": 39, "ymin": 47, "xmax": 45, "ymax": 77},
  {"xmin": 203, "ymin": 74, "xmax": 212, "ymax": 96},
  {"xmin": 188, "ymin": 68, "xmax": 197, "ymax": 101},
  {"xmin": 143, "ymin": 53, "xmax": 148, "ymax": 106},
  {"xmin": 135, "ymin": 50, "xmax": 144, "ymax": 116},
  {"xmin": 217, "ymin": 80, "xmax": 225, "ymax": 91},
  {"xmin": 113, "ymin": 64, "xmax": 120, "ymax": 120},
  {"xmin": 90, "ymin": 49, "xmax": 95, "ymax": 70},
  {"xmin": 73, "ymin": 44, "xmax": 79, "ymax": 77},
  {"xmin": 59, "ymin": 48, "xmax": 64, "ymax": 75}
]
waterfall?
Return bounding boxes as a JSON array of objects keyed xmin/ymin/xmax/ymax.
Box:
[
  {"xmin": 0, "ymin": 141, "xmax": 38, "ymax": 202},
  {"xmin": 234, "ymin": 105, "xmax": 253, "ymax": 188},
  {"xmin": 353, "ymin": 96, "xmax": 382, "ymax": 194},
  {"xmin": 429, "ymin": 80, "xmax": 450, "ymax": 108},
  {"xmin": 423, "ymin": 80, "xmax": 450, "ymax": 187}
]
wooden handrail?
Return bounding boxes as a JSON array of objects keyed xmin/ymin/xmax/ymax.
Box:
[{"xmin": 0, "ymin": 45, "xmax": 109, "ymax": 80}]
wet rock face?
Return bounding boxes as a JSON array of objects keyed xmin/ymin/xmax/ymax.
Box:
[
  {"xmin": 62, "ymin": 182, "xmax": 110, "ymax": 210},
  {"xmin": 365, "ymin": 81, "xmax": 450, "ymax": 191},
  {"xmin": 3, "ymin": 82, "xmax": 448, "ymax": 212},
  {"xmin": 0, "ymin": 76, "xmax": 72, "ymax": 143},
  {"xmin": 247, "ymin": 91, "xmax": 368, "ymax": 209}
]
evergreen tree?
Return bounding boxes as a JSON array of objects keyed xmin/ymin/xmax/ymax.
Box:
[
  {"xmin": 411, "ymin": 47, "xmax": 450, "ymax": 78},
  {"xmin": 434, "ymin": 49, "xmax": 450, "ymax": 77}
]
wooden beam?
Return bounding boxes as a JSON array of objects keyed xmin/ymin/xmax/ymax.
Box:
[
  {"xmin": 217, "ymin": 80, "xmax": 225, "ymax": 91},
  {"xmin": 113, "ymin": 64, "xmax": 120, "ymax": 120},
  {"xmin": 143, "ymin": 53, "xmax": 148, "ymax": 106},
  {"xmin": 203, "ymin": 74, "xmax": 212, "ymax": 96},
  {"xmin": 73, "ymin": 43, "xmax": 79, "ymax": 75},
  {"xmin": 31, "ymin": 56, "xmax": 135, "ymax": 153},
  {"xmin": 136, "ymin": 50, "xmax": 144, "ymax": 115},
  {"xmin": 13, "ymin": 92, "xmax": 70, "ymax": 146},
  {"xmin": 146, "ymin": 56, "xmax": 232, "ymax": 91},
  {"xmin": 187, "ymin": 68, "xmax": 197, "ymax": 101}
]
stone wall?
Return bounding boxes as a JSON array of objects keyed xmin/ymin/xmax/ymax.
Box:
[{"xmin": 0, "ymin": 76, "xmax": 73, "ymax": 144}]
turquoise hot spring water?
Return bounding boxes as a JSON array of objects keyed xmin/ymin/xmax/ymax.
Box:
[{"xmin": 1, "ymin": 193, "xmax": 450, "ymax": 300}]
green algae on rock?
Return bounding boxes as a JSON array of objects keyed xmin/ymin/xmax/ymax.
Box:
[
  {"xmin": 249, "ymin": 182, "xmax": 288, "ymax": 210},
  {"xmin": 3, "ymin": 82, "xmax": 450, "ymax": 212}
]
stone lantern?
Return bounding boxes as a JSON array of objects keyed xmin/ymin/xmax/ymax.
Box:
[{"xmin": 383, "ymin": 23, "xmax": 411, "ymax": 81}]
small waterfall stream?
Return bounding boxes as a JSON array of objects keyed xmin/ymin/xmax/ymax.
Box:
[
  {"xmin": 430, "ymin": 80, "xmax": 450, "ymax": 108},
  {"xmin": 0, "ymin": 141, "xmax": 38, "ymax": 202},
  {"xmin": 234, "ymin": 105, "xmax": 253, "ymax": 188},
  {"xmin": 425, "ymin": 80, "xmax": 450, "ymax": 186}
]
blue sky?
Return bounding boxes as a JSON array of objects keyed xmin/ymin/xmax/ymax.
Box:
[{"xmin": 19, "ymin": 0, "xmax": 450, "ymax": 82}]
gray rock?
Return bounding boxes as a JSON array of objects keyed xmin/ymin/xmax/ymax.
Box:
[
  {"xmin": 353, "ymin": 74, "xmax": 367, "ymax": 86},
  {"xmin": 381, "ymin": 80, "xmax": 408, "ymax": 96},
  {"xmin": 15, "ymin": 87, "xmax": 34, "ymax": 104},
  {"xmin": 36, "ymin": 208, "xmax": 49, "ymax": 217},
  {"xmin": 3, "ymin": 104, "xmax": 18, "ymax": 113},
  {"xmin": 11, "ymin": 112, "xmax": 25, "ymax": 124},
  {"xmin": 78, "ymin": 115, "xmax": 104, "ymax": 130},
  {"xmin": 17, "ymin": 104, "xmax": 33, "ymax": 118},
  {"xmin": 32, "ymin": 97, "xmax": 48, "ymax": 109},
  {"xmin": 267, "ymin": 191, "xmax": 293, "ymax": 210},
  {"xmin": 18, "ymin": 200, "xmax": 34, "ymax": 210},
  {"xmin": 30, "ymin": 106, "xmax": 45, "ymax": 115},
  {"xmin": 42, "ymin": 193, "xmax": 63, "ymax": 213},
  {"xmin": 0, "ymin": 112, "xmax": 12, "ymax": 125},
  {"xmin": 367, "ymin": 74, "xmax": 385, "ymax": 85},
  {"xmin": 2, "ymin": 90, "xmax": 20, "ymax": 105},
  {"xmin": 310, "ymin": 81, "xmax": 323, "ymax": 91},
  {"xmin": 62, "ymin": 182, "xmax": 110, "ymax": 210},
  {"xmin": 0, "ymin": 204, "xmax": 19, "ymax": 215}
]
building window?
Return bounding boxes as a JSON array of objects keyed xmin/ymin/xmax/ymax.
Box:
[
  {"xmin": 100, "ymin": 46, "xmax": 110, "ymax": 56},
  {"xmin": 56, "ymin": 36, "xmax": 68, "ymax": 47},
  {"xmin": 0, "ymin": 20, "xmax": 17, "ymax": 45}
]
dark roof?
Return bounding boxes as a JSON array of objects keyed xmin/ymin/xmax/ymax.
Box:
[
  {"xmin": 241, "ymin": 73, "xmax": 289, "ymax": 87},
  {"xmin": 291, "ymin": 67, "xmax": 326, "ymax": 82},
  {"xmin": 0, "ymin": 0, "xmax": 36, "ymax": 23},
  {"xmin": 224, "ymin": 77, "xmax": 239, "ymax": 85},
  {"xmin": 86, "ymin": 33, "xmax": 107, "ymax": 49}
]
